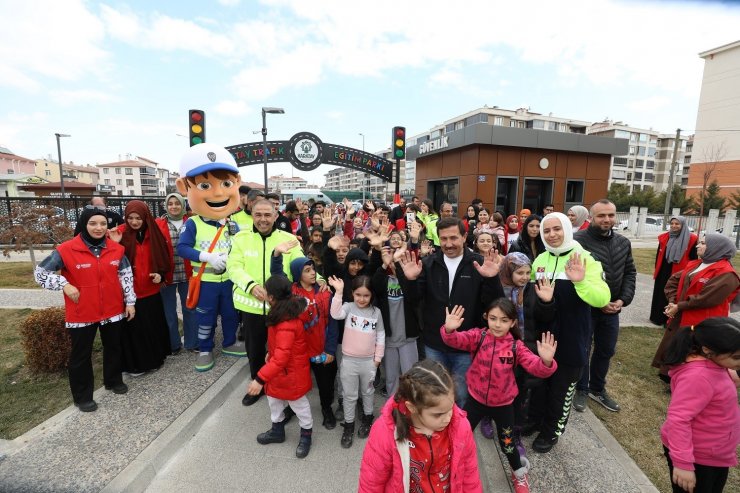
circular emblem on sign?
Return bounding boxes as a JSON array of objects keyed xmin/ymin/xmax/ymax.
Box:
[{"xmin": 288, "ymin": 132, "xmax": 323, "ymax": 171}]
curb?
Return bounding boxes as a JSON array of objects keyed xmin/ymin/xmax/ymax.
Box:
[
  {"xmin": 101, "ymin": 358, "xmax": 249, "ymax": 493},
  {"xmin": 475, "ymin": 432, "xmax": 512, "ymax": 493},
  {"xmin": 581, "ymin": 409, "xmax": 660, "ymax": 493}
]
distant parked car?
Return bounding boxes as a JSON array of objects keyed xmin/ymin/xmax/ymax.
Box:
[{"xmin": 617, "ymin": 217, "xmax": 694, "ymax": 232}]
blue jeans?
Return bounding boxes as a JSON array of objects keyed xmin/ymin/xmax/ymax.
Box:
[
  {"xmin": 160, "ymin": 281, "xmax": 197, "ymax": 351},
  {"xmin": 424, "ymin": 345, "xmax": 471, "ymax": 408},
  {"xmin": 578, "ymin": 309, "xmax": 620, "ymax": 393},
  {"xmin": 195, "ymin": 281, "xmax": 239, "ymax": 353}
]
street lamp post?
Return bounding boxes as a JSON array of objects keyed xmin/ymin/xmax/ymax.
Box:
[
  {"xmin": 359, "ymin": 132, "xmax": 366, "ymax": 202},
  {"xmin": 55, "ymin": 133, "xmax": 71, "ymax": 197},
  {"xmin": 262, "ymin": 107, "xmax": 285, "ymax": 193}
]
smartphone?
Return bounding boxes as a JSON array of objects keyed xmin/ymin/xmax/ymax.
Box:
[
  {"xmin": 406, "ymin": 211, "xmax": 416, "ymax": 225},
  {"xmin": 468, "ymin": 219, "xmax": 477, "ymax": 229}
]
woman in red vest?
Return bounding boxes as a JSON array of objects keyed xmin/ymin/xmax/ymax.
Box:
[
  {"xmin": 34, "ymin": 207, "xmax": 136, "ymax": 412},
  {"xmin": 110, "ymin": 201, "xmax": 172, "ymax": 375},
  {"xmin": 650, "ymin": 216, "xmax": 698, "ymax": 326},
  {"xmin": 652, "ymin": 233, "xmax": 740, "ymax": 381}
]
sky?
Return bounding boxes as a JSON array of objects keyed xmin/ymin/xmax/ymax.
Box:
[{"xmin": 1, "ymin": 0, "xmax": 739, "ymax": 187}]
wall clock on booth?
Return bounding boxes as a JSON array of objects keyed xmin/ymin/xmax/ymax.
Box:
[{"xmin": 539, "ymin": 158, "xmax": 549, "ymax": 170}]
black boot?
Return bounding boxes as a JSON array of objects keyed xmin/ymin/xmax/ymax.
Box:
[
  {"xmin": 357, "ymin": 413, "xmax": 373, "ymax": 438},
  {"xmin": 295, "ymin": 427, "xmax": 312, "ymax": 458},
  {"xmin": 322, "ymin": 406, "xmax": 337, "ymax": 430},
  {"xmin": 340, "ymin": 421, "xmax": 354, "ymax": 449},
  {"xmin": 335, "ymin": 398, "xmax": 344, "ymax": 422},
  {"xmin": 257, "ymin": 420, "xmax": 286, "ymax": 445}
]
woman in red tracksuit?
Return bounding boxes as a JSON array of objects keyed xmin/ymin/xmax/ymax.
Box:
[
  {"xmin": 359, "ymin": 359, "xmax": 482, "ymax": 493},
  {"xmin": 245, "ymin": 275, "xmax": 314, "ymax": 459}
]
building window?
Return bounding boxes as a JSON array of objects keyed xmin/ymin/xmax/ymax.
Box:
[
  {"xmin": 630, "ymin": 133, "xmax": 637, "ymax": 143},
  {"xmin": 635, "ymin": 172, "xmax": 643, "ymax": 181},
  {"xmin": 639, "ymin": 133, "xmax": 648, "ymax": 143},
  {"xmin": 454, "ymin": 121, "xmax": 464, "ymax": 131},
  {"xmin": 613, "ymin": 157, "xmax": 628, "ymax": 166},
  {"xmin": 645, "ymin": 173, "xmax": 654, "ymax": 181},
  {"xmin": 565, "ymin": 180, "xmax": 585, "ymax": 204},
  {"xmin": 126, "ymin": 179, "xmax": 134, "ymax": 186},
  {"xmin": 531, "ymin": 120, "xmax": 545, "ymax": 129},
  {"xmin": 115, "ymin": 168, "xmax": 121, "ymax": 174},
  {"xmin": 103, "ymin": 168, "xmax": 109, "ymax": 174},
  {"xmin": 493, "ymin": 116, "xmax": 503, "ymax": 126},
  {"xmin": 627, "ymin": 173, "xmax": 633, "ymax": 181},
  {"xmin": 44, "ymin": 170, "xmax": 51, "ymax": 176},
  {"xmin": 445, "ymin": 123, "xmax": 455, "ymax": 133},
  {"xmin": 129, "ymin": 190, "xmax": 135, "ymax": 195},
  {"xmin": 636, "ymin": 159, "xmax": 645, "ymax": 168},
  {"xmin": 559, "ymin": 123, "xmax": 568, "ymax": 132},
  {"xmin": 646, "ymin": 160, "xmax": 655, "ymax": 169},
  {"xmin": 125, "ymin": 168, "xmax": 133, "ymax": 175},
  {"xmin": 629, "ymin": 146, "xmax": 636, "ymax": 156},
  {"xmin": 647, "ymin": 147, "xmax": 656, "ymax": 157},
  {"xmin": 615, "ymin": 130, "xmax": 630, "ymax": 139},
  {"xmin": 105, "ymin": 179, "xmax": 110, "ymax": 185},
  {"xmin": 116, "ymin": 179, "xmax": 122, "ymax": 185},
  {"xmin": 612, "ymin": 170, "xmax": 627, "ymax": 179},
  {"xmin": 637, "ymin": 146, "xmax": 646, "ymax": 156}
]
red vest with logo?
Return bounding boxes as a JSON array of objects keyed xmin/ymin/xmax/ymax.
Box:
[
  {"xmin": 676, "ymin": 259, "xmax": 740, "ymax": 326},
  {"xmin": 57, "ymin": 236, "xmax": 126, "ymax": 323},
  {"xmin": 654, "ymin": 232, "xmax": 698, "ymax": 279}
]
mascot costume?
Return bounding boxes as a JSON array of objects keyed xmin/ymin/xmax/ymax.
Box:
[{"xmin": 175, "ymin": 143, "xmax": 246, "ymax": 371}]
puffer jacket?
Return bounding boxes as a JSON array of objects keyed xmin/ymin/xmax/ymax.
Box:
[
  {"xmin": 574, "ymin": 225, "xmax": 637, "ymax": 306},
  {"xmin": 255, "ymin": 318, "xmax": 311, "ymax": 401},
  {"xmin": 358, "ymin": 398, "xmax": 482, "ymax": 493},
  {"xmin": 440, "ymin": 328, "xmax": 557, "ymax": 406}
]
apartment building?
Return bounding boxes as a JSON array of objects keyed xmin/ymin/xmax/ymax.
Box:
[
  {"xmin": 587, "ymin": 121, "xmax": 687, "ymax": 193},
  {"xmin": 0, "ymin": 147, "xmax": 36, "ymax": 175},
  {"xmin": 323, "ymin": 148, "xmax": 413, "ymax": 200},
  {"xmin": 97, "ymin": 155, "xmax": 169, "ymax": 196},
  {"xmin": 35, "ymin": 160, "xmax": 99, "ymax": 186},
  {"xmin": 687, "ymin": 40, "xmax": 740, "ymax": 201},
  {"xmin": 267, "ymin": 174, "xmax": 308, "ymax": 193}
]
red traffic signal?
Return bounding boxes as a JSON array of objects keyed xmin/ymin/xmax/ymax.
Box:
[
  {"xmin": 392, "ymin": 126, "xmax": 405, "ymax": 160},
  {"xmin": 189, "ymin": 109, "xmax": 205, "ymax": 147}
]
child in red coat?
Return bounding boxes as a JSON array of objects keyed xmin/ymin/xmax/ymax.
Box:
[
  {"xmin": 359, "ymin": 359, "xmax": 483, "ymax": 493},
  {"xmin": 245, "ymin": 275, "xmax": 314, "ymax": 459}
]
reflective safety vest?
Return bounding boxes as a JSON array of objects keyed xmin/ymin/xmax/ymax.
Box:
[{"xmin": 189, "ymin": 215, "xmax": 233, "ymax": 283}]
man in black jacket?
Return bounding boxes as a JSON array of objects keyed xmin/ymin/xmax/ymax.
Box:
[
  {"xmin": 398, "ymin": 217, "xmax": 504, "ymax": 407},
  {"xmin": 573, "ymin": 199, "xmax": 636, "ymax": 413}
]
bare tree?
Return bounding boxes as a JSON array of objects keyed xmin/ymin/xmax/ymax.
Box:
[
  {"xmin": 0, "ymin": 205, "xmax": 74, "ymax": 265},
  {"xmin": 696, "ymin": 141, "xmax": 727, "ymax": 233}
]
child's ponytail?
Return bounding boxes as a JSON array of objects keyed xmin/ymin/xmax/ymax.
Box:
[
  {"xmin": 662, "ymin": 317, "xmax": 740, "ymax": 366},
  {"xmin": 392, "ymin": 359, "xmax": 455, "ymax": 442}
]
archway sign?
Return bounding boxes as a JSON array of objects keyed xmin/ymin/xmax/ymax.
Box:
[{"xmin": 226, "ymin": 132, "xmax": 393, "ymax": 181}]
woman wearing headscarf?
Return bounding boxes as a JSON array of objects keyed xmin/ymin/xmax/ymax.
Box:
[
  {"xmin": 566, "ymin": 205, "xmax": 590, "ymax": 231},
  {"xmin": 505, "ymin": 214, "xmax": 520, "ymax": 252},
  {"xmin": 652, "ymin": 233, "xmax": 740, "ymax": 382},
  {"xmin": 419, "ymin": 199, "xmax": 440, "ymax": 246},
  {"xmin": 34, "ymin": 207, "xmax": 136, "ymax": 412},
  {"xmin": 649, "ymin": 216, "xmax": 698, "ymax": 326},
  {"xmin": 111, "ymin": 200, "xmax": 172, "ymax": 374},
  {"xmin": 509, "ymin": 214, "xmax": 546, "ymax": 262},
  {"xmin": 526, "ymin": 213, "xmax": 610, "ymax": 453},
  {"xmin": 155, "ymin": 193, "xmax": 197, "ymax": 354},
  {"xmin": 518, "ymin": 209, "xmax": 531, "ymax": 229}
]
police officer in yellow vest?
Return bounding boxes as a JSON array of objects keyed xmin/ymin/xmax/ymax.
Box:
[
  {"xmin": 175, "ymin": 143, "xmax": 247, "ymax": 372},
  {"xmin": 228, "ymin": 198, "xmax": 306, "ymax": 405},
  {"xmin": 232, "ymin": 188, "xmax": 265, "ymax": 232}
]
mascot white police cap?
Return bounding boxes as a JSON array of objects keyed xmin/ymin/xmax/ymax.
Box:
[{"xmin": 179, "ymin": 143, "xmax": 239, "ymax": 178}]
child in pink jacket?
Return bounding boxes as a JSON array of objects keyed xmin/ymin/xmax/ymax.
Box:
[
  {"xmin": 358, "ymin": 359, "xmax": 482, "ymax": 493},
  {"xmin": 660, "ymin": 317, "xmax": 740, "ymax": 493},
  {"xmin": 441, "ymin": 297, "xmax": 557, "ymax": 493}
]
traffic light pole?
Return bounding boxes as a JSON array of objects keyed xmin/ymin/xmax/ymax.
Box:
[{"xmin": 394, "ymin": 158, "xmax": 401, "ymax": 204}]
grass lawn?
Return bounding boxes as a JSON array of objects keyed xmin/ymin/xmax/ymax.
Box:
[
  {"xmin": 632, "ymin": 248, "xmax": 740, "ymax": 276},
  {"xmin": 0, "ymin": 262, "xmax": 39, "ymax": 289},
  {"xmin": 587, "ymin": 326, "xmax": 739, "ymax": 493},
  {"xmin": 0, "ymin": 308, "xmax": 103, "ymax": 440}
]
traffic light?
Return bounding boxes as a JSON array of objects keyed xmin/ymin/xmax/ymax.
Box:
[
  {"xmin": 392, "ymin": 126, "xmax": 406, "ymax": 160},
  {"xmin": 189, "ymin": 109, "xmax": 205, "ymax": 146}
]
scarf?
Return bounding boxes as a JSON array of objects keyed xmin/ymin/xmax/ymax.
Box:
[
  {"xmin": 505, "ymin": 215, "xmax": 519, "ymax": 234},
  {"xmin": 568, "ymin": 205, "xmax": 589, "ymax": 229},
  {"xmin": 77, "ymin": 207, "xmax": 108, "ymax": 246},
  {"xmin": 164, "ymin": 192, "xmax": 186, "ymax": 221},
  {"xmin": 665, "ymin": 216, "xmax": 691, "ymax": 264},
  {"xmin": 121, "ymin": 200, "xmax": 172, "ymax": 275},
  {"xmin": 540, "ymin": 212, "xmax": 578, "ymax": 255},
  {"xmin": 701, "ymin": 233, "xmax": 737, "ymax": 264}
]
